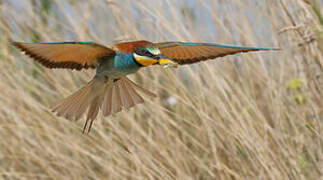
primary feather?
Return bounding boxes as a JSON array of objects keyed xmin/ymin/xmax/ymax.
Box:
[
  {"xmin": 12, "ymin": 42, "xmax": 115, "ymax": 70},
  {"xmin": 153, "ymin": 42, "xmax": 279, "ymax": 64}
]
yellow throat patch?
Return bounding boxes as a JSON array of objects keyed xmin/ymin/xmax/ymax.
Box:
[{"xmin": 133, "ymin": 53, "xmax": 158, "ymax": 66}]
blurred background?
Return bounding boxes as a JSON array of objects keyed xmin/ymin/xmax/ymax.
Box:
[{"xmin": 0, "ymin": 0, "xmax": 322, "ymax": 179}]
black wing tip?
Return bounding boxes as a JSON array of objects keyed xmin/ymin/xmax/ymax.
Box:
[
  {"xmin": 237, "ymin": 46, "xmax": 281, "ymax": 51},
  {"xmin": 11, "ymin": 41, "xmax": 27, "ymax": 52},
  {"xmin": 11, "ymin": 41, "xmax": 22, "ymax": 47},
  {"xmin": 258, "ymin": 47, "xmax": 282, "ymax": 51},
  {"xmin": 11, "ymin": 41, "xmax": 30, "ymax": 52}
]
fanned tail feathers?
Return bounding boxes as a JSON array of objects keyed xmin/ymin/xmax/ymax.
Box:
[{"xmin": 52, "ymin": 77, "xmax": 156, "ymax": 133}]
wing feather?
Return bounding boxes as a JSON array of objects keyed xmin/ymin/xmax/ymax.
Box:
[
  {"xmin": 155, "ymin": 42, "xmax": 279, "ymax": 65},
  {"xmin": 12, "ymin": 42, "xmax": 116, "ymax": 70}
]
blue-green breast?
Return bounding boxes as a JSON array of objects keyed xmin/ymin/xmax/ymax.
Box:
[{"xmin": 96, "ymin": 51, "xmax": 142, "ymax": 78}]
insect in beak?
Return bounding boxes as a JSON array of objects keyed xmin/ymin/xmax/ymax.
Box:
[{"xmin": 158, "ymin": 55, "xmax": 178, "ymax": 68}]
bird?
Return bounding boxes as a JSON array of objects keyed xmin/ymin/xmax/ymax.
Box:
[{"xmin": 12, "ymin": 40, "xmax": 278, "ymax": 133}]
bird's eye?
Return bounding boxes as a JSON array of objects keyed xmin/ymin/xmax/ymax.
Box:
[
  {"xmin": 135, "ymin": 48, "xmax": 153, "ymax": 57},
  {"xmin": 143, "ymin": 50, "xmax": 150, "ymax": 56}
]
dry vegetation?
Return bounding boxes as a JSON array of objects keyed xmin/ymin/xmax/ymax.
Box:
[{"xmin": 0, "ymin": 0, "xmax": 322, "ymax": 179}]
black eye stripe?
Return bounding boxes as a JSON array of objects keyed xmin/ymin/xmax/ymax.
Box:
[{"xmin": 135, "ymin": 48, "xmax": 154, "ymax": 58}]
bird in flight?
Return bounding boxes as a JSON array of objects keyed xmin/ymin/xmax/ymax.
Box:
[{"xmin": 12, "ymin": 40, "xmax": 278, "ymax": 133}]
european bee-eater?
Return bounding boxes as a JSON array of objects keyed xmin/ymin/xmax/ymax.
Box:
[{"xmin": 12, "ymin": 40, "xmax": 278, "ymax": 132}]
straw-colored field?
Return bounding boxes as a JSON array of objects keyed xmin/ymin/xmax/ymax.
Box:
[{"xmin": 0, "ymin": 0, "xmax": 322, "ymax": 179}]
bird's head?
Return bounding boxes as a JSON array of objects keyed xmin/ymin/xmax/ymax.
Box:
[{"xmin": 133, "ymin": 47, "xmax": 178, "ymax": 68}]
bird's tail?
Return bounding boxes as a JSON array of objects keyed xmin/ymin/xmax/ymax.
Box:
[{"xmin": 52, "ymin": 77, "xmax": 156, "ymax": 133}]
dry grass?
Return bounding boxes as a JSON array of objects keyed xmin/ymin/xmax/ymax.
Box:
[{"xmin": 0, "ymin": 0, "xmax": 322, "ymax": 179}]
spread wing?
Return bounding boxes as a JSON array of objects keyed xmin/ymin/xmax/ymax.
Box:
[
  {"xmin": 155, "ymin": 42, "xmax": 279, "ymax": 65},
  {"xmin": 12, "ymin": 42, "xmax": 116, "ymax": 70}
]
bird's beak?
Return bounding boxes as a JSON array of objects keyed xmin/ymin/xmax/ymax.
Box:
[{"xmin": 158, "ymin": 55, "xmax": 178, "ymax": 68}]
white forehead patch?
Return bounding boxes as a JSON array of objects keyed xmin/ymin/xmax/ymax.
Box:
[{"xmin": 147, "ymin": 48, "xmax": 161, "ymax": 55}]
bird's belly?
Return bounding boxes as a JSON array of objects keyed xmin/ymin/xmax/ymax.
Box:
[{"xmin": 98, "ymin": 67, "xmax": 139, "ymax": 78}]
